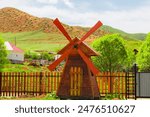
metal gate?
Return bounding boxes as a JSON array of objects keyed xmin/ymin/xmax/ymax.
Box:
[{"xmin": 136, "ymin": 72, "xmax": 150, "ymax": 98}]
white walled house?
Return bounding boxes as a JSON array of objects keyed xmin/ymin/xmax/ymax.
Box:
[{"xmin": 4, "ymin": 41, "xmax": 24, "ymax": 63}]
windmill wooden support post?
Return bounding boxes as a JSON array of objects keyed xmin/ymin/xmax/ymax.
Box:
[{"xmin": 48, "ymin": 18, "xmax": 103, "ymax": 99}]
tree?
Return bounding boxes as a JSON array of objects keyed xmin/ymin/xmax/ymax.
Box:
[
  {"xmin": 136, "ymin": 33, "xmax": 150, "ymax": 71},
  {"xmin": 0, "ymin": 36, "xmax": 8, "ymax": 71},
  {"xmin": 92, "ymin": 34, "xmax": 128, "ymax": 72}
]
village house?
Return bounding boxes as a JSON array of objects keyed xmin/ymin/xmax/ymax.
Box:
[{"xmin": 4, "ymin": 41, "xmax": 24, "ymax": 64}]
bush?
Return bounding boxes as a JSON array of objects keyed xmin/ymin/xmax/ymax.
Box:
[
  {"xmin": 24, "ymin": 51, "xmax": 40, "ymax": 60},
  {"xmin": 40, "ymin": 52, "xmax": 54, "ymax": 61}
]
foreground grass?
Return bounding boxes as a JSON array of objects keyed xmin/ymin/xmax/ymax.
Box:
[
  {"xmin": 0, "ymin": 93, "xmax": 60, "ymax": 100},
  {"xmin": 0, "ymin": 63, "xmax": 50, "ymax": 72}
]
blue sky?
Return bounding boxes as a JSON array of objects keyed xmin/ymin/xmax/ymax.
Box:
[{"xmin": 0, "ymin": 0, "xmax": 150, "ymax": 33}]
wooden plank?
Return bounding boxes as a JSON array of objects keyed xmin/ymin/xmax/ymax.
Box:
[
  {"xmin": 29, "ymin": 72, "xmax": 32, "ymax": 95},
  {"xmin": 122, "ymin": 72, "xmax": 125, "ymax": 98},
  {"xmin": 9, "ymin": 72, "xmax": 11, "ymax": 96},
  {"xmin": 51, "ymin": 72, "xmax": 54, "ymax": 92},
  {"xmin": 11, "ymin": 72, "xmax": 14, "ymax": 97},
  {"xmin": 56, "ymin": 72, "xmax": 60, "ymax": 93},
  {"xmin": 104, "ymin": 72, "xmax": 107, "ymax": 94},
  {"xmin": 107, "ymin": 72, "xmax": 110, "ymax": 93},
  {"xmin": 48, "ymin": 72, "xmax": 51, "ymax": 92},
  {"xmin": 96, "ymin": 76, "xmax": 99, "ymax": 91},
  {"xmin": 39, "ymin": 72, "xmax": 43, "ymax": 95},
  {"xmin": 24, "ymin": 72, "xmax": 26, "ymax": 95},
  {"xmin": 27, "ymin": 72, "xmax": 29, "ymax": 95},
  {"xmin": 102, "ymin": 72, "xmax": 106, "ymax": 94},
  {"xmin": 32, "ymin": 72, "xmax": 35, "ymax": 95},
  {"xmin": 78, "ymin": 67, "xmax": 81, "ymax": 96},
  {"xmin": 1, "ymin": 72, "xmax": 3, "ymax": 96},
  {"xmin": 74, "ymin": 67, "xmax": 77, "ymax": 96},
  {"xmin": 70, "ymin": 67, "xmax": 73, "ymax": 96},
  {"xmin": 14, "ymin": 72, "xmax": 17, "ymax": 97},
  {"xmin": 0, "ymin": 72, "xmax": 2, "ymax": 97},
  {"xmin": 36, "ymin": 72, "xmax": 38, "ymax": 96},
  {"xmin": 54, "ymin": 72, "xmax": 56, "ymax": 91},
  {"xmin": 47, "ymin": 72, "xmax": 50, "ymax": 93},
  {"xmin": 112, "ymin": 72, "xmax": 115, "ymax": 94},
  {"xmin": 118, "ymin": 72, "xmax": 120, "ymax": 96},
  {"xmin": 20, "ymin": 72, "xmax": 23, "ymax": 96},
  {"xmin": 42, "ymin": 72, "xmax": 45, "ymax": 94},
  {"xmin": 18, "ymin": 72, "xmax": 21, "ymax": 96},
  {"xmin": 6, "ymin": 72, "xmax": 9, "ymax": 96},
  {"xmin": 44, "ymin": 72, "xmax": 47, "ymax": 93}
]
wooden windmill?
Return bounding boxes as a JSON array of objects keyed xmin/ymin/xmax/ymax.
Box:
[{"xmin": 48, "ymin": 18, "xmax": 103, "ymax": 99}]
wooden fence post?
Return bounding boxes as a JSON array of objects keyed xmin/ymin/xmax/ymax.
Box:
[
  {"xmin": 39, "ymin": 72, "xmax": 43, "ymax": 95},
  {"xmin": 0, "ymin": 72, "xmax": 2, "ymax": 96}
]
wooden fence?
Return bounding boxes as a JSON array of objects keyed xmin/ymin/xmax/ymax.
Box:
[
  {"xmin": 0, "ymin": 72, "xmax": 130, "ymax": 98},
  {"xmin": 0, "ymin": 72, "xmax": 61, "ymax": 97},
  {"xmin": 97, "ymin": 72, "xmax": 127, "ymax": 99}
]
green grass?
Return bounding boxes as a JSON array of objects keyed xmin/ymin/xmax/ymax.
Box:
[
  {"xmin": 0, "ymin": 92, "xmax": 60, "ymax": 100},
  {"xmin": 125, "ymin": 40, "xmax": 143, "ymax": 51},
  {"xmin": 0, "ymin": 31, "xmax": 67, "ymax": 52},
  {"xmin": 0, "ymin": 31, "xmax": 143, "ymax": 52},
  {"xmin": 0, "ymin": 63, "xmax": 50, "ymax": 72}
]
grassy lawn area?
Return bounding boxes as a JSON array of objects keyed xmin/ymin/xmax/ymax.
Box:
[
  {"xmin": 0, "ymin": 63, "xmax": 50, "ymax": 72},
  {"xmin": 0, "ymin": 92, "xmax": 60, "ymax": 100}
]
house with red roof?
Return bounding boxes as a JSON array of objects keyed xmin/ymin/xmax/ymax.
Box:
[{"xmin": 4, "ymin": 41, "xmax": 24, "ymax": 63}]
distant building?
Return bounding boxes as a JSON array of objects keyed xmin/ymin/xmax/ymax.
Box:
[{"xmin": 4, "ymin": 41, "xmax": 24, "ymax": 63}]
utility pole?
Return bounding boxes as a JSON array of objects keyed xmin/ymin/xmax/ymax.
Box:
[{"xmin": 15, "ymin": 37, "xmax": 16, "ymax": 46}]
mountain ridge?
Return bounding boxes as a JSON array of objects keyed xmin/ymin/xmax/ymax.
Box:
[{"xmin": 0, "ymin": 7, "xmax": 146, "ymax": 40}]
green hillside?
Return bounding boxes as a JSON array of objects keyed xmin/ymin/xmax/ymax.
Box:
[
  {"xmin": 1, "ymin": 30, "xmax": 143, "ymax": 52},
  {"xmin": 101, "ymin": 25, "xmax": 146, "ymax": 40},
  {"xmin": 0, "ymin": 31, "xmax": 67, "ymax": 52}
]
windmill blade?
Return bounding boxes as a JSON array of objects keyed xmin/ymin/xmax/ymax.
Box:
[
  {"xmin": 48, "ymin": 47, "xmax": 73, "ymax": 71},
  {"xmin": 78, "ymin": 21, "xmax": 103, "ymax": 44},
  {"xmin": 77, "ymin": 48, "xmax": 99, "ymax": 75},
  {"xmin": 53, "ymin": 18, "xmax": 72, "ymax": 42}
]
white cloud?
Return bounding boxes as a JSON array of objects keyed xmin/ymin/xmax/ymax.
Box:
[
  {"xmin": 0, "ymin": 0, "xmax": 28, "ymax": 7},
  {"xmin": 36, "ymin": 0, "xmax": 74, "ymax": 8},
  {"xmin": 62, "ymin": 0, "xmax": 74, "ymax": 8},
  {"xmin": 36, "ymin": 0, "xmax": 58, "ymax": 4},
  {"xmin": 99, "ymin": 6, "xmax": 150, "ymax": 33}
]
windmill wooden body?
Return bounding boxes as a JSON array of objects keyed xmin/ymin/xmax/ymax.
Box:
[{"xmin": 48, "ymin": 18, "xmax": 103, "ymax": 99}]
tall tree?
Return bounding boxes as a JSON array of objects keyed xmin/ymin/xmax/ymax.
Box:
[
  {"xmin": 136, "ymin": 33, "xmax": 150, "ymax": 71},
  {"xmin": 92, "ymin": 34, "xmax": 128, "ymax": 72},
  {"xmin": 0, "ymin": 36, "xmax": 8, "ymax": 71}
]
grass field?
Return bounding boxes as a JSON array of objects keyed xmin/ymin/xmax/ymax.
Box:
[
  {"xmin": 0, "ymin": 31, "xmax": 143, "ymax": 52},
  {"xmin": 0, "ymin": 31, "xmax": 67, "ymax": 52}
]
